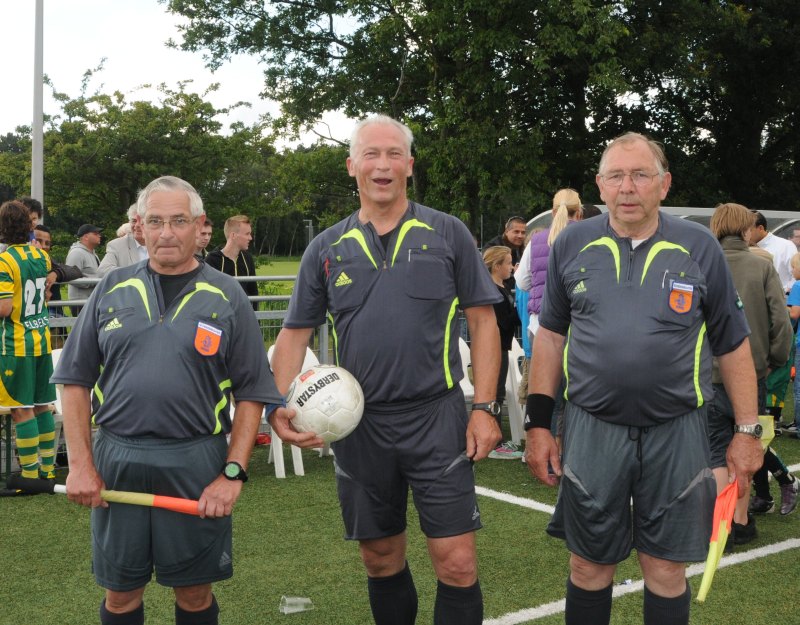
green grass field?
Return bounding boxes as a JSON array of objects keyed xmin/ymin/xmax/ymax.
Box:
[
  {"xmin": 3, "ymin": 254, "xmax": 798, "ymax": 623},
  {"xmin": 2, "ymin": 413, "xmax": 799, "ymax": 625},
  {"xmin": 256, "ymin": 256, "xmax": 300, "ymax": 297}
]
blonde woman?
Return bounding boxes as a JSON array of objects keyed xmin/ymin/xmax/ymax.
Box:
[
  {"xmin": 513, "ymin": 189, "xmax": 581, "ymax": 440},
  {"xmin": 483, "ymin": 246, "xmax": 522, "ymax": 459}
]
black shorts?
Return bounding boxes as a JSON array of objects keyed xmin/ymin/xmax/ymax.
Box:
[
  {"xmin": 547, "ymin": 404, "xmax": 715, "ymax": 564},
  {"xmin": 332, "ymin": 388, "xmax": 481, "ymax": 540},
  {"xmin": 92, "ymin": 429, "xmax": 231, "ymax": 591},
  {"xmin": 708, "ymin": 379, "xmax": 766, "ymax": 468}
]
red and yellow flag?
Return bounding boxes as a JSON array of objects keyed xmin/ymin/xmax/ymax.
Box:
[{"xmin": 697, "ymin": 482, "xmax": 738, "ymax": 602}]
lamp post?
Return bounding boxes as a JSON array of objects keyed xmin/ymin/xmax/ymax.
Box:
[{"xmin": 31, "ymin": 0, "xmax": 44, "ymax": 209}]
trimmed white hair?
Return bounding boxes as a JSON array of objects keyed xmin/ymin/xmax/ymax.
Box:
[
  {"xmin": 348, "ymin": 115, "xmax": 414, "ymax": 159},
  {"xmin": 136, "ymin": 176, "xmax": 204, "ymax": 218}
]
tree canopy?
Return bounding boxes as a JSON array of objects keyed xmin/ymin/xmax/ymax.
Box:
[
  {"xmin": 3, "ymin": 1, "xmax": 799, "ymax": 258},
  {"xmin": 0, "ymin": 79, "xmax": 353, "ymax": 256},
  {"xmin": 164, "ymin": 0, "xmax": 800, "ymax": 224}
]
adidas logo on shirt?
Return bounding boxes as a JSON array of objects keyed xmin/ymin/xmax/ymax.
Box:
[
  {"xmin": 103, "ymin": 318, "xmax": 122, "ymax": 331},
  {"xmin": 572, "ymin": 280, "xmax": 587, "ymax": 295},
  {"xmin": 335, "ymin": 272, "xmax": 353, "ymax": 287}
]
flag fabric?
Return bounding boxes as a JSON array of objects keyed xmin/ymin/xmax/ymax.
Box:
[
  {"xmin": 697, "ymin": 481, "xmax": 738, "ymax": 602},
  {"xmin": 758, "ymin": 414, "xmax": 775, "ymax": 451}
]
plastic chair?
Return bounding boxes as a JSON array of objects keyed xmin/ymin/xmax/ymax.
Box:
[
  {"xmin": 504, "ymin": 338, "xmax": 526, "ymax": 443},
  {"xmin": 457, "ymin": 338, "xmax": 475, "ymax": 404},
  {"xmin": 264, "ymin": 345, "xmax": 324, "ymax": 477}
]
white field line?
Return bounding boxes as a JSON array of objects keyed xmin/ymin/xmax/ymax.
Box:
[
  {"xmin": 778, "ymin": 462, "xmax": 800, "ymax": 476},
  {"xmin": 477, "ymin": 467, "xmax": 800, "ymax": 625},
  {"xmin": 476, "ymin": 463, "xmax": 800, "ymax": 515},
  {"xmin": 482, "ymin": 538, "xmax": 800, "ymax": 625},
  {"xmin": 483, "ymin": 538, "xmax": 800, "ymax": 625},
  {"xmin": 475, "ymin": 486, "xmax": 555, "ymax": 515}
]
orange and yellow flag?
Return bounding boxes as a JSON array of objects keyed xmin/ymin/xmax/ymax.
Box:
[{"xmin": 697, "ymin": 482, "xmax": 738, "ymax": 602}]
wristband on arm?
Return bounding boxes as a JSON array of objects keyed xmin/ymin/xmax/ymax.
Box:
[{"xmin": 524, "ymin": 393, "xmax": 555, "ymax": 431}]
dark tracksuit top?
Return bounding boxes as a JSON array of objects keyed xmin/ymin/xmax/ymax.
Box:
[
  {"xmin": 206, "ymin": 248, "xmax": 259, "ymax": 299},
  {"xmin": 51, "ymin": 260, "xmax": 280, "ymax": 438},
  {"xmin": 540, "ymin": 211, "xmax": 750, "ymax": 427},
  {"xmin": 284, "ymin": 201, "xmax": 501, "ymax": 406}
]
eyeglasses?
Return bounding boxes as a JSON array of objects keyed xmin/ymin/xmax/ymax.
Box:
[
  {"xmin": 600, "ymin": 171, "xmax": 660, "ymax": 188},
  {"xmin": 505, "ymin": 216, "xmax": 526, "ymax": 229},
  {"xmin": 143, "ymin": 216, "xmax": 197, "ymax": 231}
]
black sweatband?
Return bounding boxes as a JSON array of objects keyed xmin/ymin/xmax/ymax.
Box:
[{"xmin": 524, "ymin": 394, "xmax": 555, "ymax": 431}]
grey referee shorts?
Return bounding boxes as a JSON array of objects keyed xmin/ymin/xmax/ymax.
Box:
[
  {"xmin": 547, "ymin": 403, "xmax": 715, "ymax": 564},
  {"xmin": 332, "ymin": 388, "xmax": 481, "ymax": 541},
  {"xmin": 92, "ymin": 429, "xmax": 232, "ymax": 591}
]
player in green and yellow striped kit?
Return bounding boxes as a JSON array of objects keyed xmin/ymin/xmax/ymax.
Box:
[{"xmin": 0, "ymin": 200, "xmax": 57, "ymax": 480}]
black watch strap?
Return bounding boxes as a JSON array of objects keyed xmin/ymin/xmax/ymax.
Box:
[
  {"xmin": 222, "ymin": 461, "xmax": 249, "ymax": 482},
  {"xmin": 472, "ymin": 401, "xmax": 501, "ymax": 417}
]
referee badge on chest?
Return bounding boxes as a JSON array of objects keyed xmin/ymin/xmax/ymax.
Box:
[
  {"xmin": 195, "ymin": 321, "xmax": 222, "ymax": 356},
  {"xmin": 668, "ymin": 281, "xmax": 693, "ymax": 314}
]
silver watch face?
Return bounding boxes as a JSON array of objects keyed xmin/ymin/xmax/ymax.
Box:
[
  {"xmin": 473, "ymin": 402, "xmax": 501, "ymax": 417},
  {"xmin": 736, "ymin": 423, "xmax": 763, "ymax": 437}
]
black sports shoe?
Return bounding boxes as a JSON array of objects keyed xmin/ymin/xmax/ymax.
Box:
[
  {"xmin": 732, "ymin": 515, "xmax": 757, "ymax": 545},
  {"xmin": 748, "ymin": 495, "xmax": 775, "ymax": 514}
]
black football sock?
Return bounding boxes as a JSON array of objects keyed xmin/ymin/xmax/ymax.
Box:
[
  {"xmin": 100, "ymin": 600, "xmax": 144, "ymax": 625},
  {"xmin": 433, "ymin": 579, "xmax": 483, "ymax": 625},
  {"xmin": 175, "ymin": 594, "xmax": 219, "ymax": 625},
  {"xmin": 763, "ymin": 448, "xmax": 793, "ymax": 485},
  {"xmin": 753, "ymin": 465, "xmax": 772, "ymax": 500},
  {"xmin": 643, "ymin": 584, "xmax": 690, "ymax": 625},
  {"xmin": 367, "ymin": 562, "xmax": 418, "ymax": 625},
  {"xmin": 565, "ymin": 577, "xmax": 612, "ymax": 625}
]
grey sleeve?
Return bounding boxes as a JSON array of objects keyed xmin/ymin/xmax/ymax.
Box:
[
  {"xmin": 538, "ymin": 238, "xmax": 572, "ymax": 335},
  {"xmin": 452, "ymin": 219, "xmax": 502, "ymax": 308},
  {"xmin": 224, "ymin": 287, "xmax": 284, "ymax": 405},
  {"xmin": 50, "ymin": 284, "xmax": 104, "ymax": 386},
  {"xmin": 701, "ymin": 239, "xmax": 751, "ymax": 356},
  {"xmin": 765, "ymin": 264, "xmax": 793, "ymax": 368},
  {"xmin": 97, "ymin": 243, "xmax": 120, "ymax": 277},
  {"xmin": 283, "ymin": 240, "xmax": 329, "ymax": 328}
]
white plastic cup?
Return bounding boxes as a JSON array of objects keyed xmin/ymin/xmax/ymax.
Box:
[{"xmin": 279, "ymin": 596, "xmax": 314, "ymax": 614}]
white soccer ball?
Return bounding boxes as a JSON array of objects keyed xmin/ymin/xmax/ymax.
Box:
[{"xmin": 286, "ymin": 364, "xmax": 365, "ymax": 443}]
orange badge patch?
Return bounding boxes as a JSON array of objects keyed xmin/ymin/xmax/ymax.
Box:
[
  {"xmin": 669, "ymin": 282, "xmax": 694, "ymax": 314},
  {"xmin": 195, "ymin": 321, "xmax": 222, "ymax": 356}
]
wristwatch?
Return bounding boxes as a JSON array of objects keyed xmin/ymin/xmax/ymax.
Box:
[
  {"xmin": 222, "ymin": 461, "xmax": 249, "ymax": 482},
  {"xmin": 733, "ymin": 423, "xmax": 763, "ymax": 439},
  {"xmin": 472, "ymin": 401, "xmax": 502, "ymax": 417}
]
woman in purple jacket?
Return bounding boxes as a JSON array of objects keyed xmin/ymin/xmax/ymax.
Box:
[{"xmin": 515, "ymin": 189, "xmax": 582, "ymax": 439}]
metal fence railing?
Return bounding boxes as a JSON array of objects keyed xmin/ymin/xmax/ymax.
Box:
[{"xmin": 48, "ymin": 275, "xmax": 331, "ymax": 360}]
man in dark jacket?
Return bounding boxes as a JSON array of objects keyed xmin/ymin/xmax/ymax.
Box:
[{"xmin": 206, "ymin": 215, "xmax": 258, "ymax": 306}]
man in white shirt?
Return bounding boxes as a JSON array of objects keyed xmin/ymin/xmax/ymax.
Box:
[{"xmin": 749, "ymin": 210, "xmax": 797, "ymax": 293}]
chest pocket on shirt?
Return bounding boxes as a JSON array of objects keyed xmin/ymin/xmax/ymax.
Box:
[
  {"xmin": 327, "ymin": 259, "xmax": 373, "ymax": 313},
  {"xmin": 97, "ymin": 306, "xmax": 140, "ymax": 352},
  {"xmin": 563, "ymin": 266, "xmax": 600, "ymax": 315},
  {"xmin": 405, "ymin": 248, "xmax": 456, "ymax": 300},
  {"xmin": 658, "ymin": 273, "xmax": 703, "ymax": 328}
]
